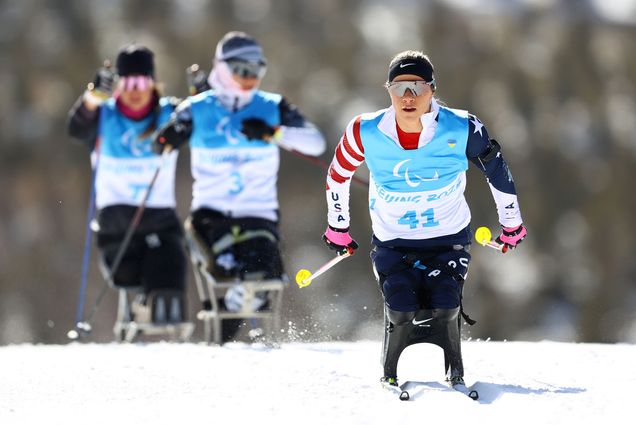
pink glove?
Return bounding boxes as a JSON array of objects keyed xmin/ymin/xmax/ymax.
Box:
[
  {"xmin": 323, "ymin": 226, "xmax": 359, "ymax": 254},
  {"xmin": 495, "ymin": 224, "xmax": 527, "ymax": 250}
]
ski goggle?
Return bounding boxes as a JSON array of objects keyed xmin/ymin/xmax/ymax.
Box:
[
  {"xmin": 117, "ymin": 75, "xmax": 154, "ymax": 92},
  {"xmin": 226, "ymin": 59, "xmax": 267, "ymax": 79},
  {"xmin": 385, "ymin": 80, "xmax": 435, "ymax": 97}
]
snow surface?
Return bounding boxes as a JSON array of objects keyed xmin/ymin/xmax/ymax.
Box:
[{"xmin": 1, "ymin": 340, "xmax": 634, "ymax": 425}]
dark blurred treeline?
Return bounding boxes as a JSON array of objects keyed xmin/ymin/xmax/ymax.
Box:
[{"xmin": 1, "ymin": 0, "xmax": 635, "ymax": 344}]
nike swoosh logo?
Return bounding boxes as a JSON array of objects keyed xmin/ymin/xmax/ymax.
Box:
[
  {"xmin": 412, "ymin": 317, "xmax": 434, "ymax": 326},
  {"xmin": 399, "ymin": 63, "xmax": 415, "ymax": 68}
]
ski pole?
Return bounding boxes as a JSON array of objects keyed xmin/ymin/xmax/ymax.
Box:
[
  {"xmin": 67, "ymin": 148, "xmax": 173, "ymax": 340},
  {"xmin": 474, "ymin": 226, "xmax": 508, "ymax": 253},
  {"xmin": 295, "ymin": 247, "xmax": 354, "ymax": 288},
  {"xmin": 72, "ymin": 146, "xmax": 101, "ymax": 333},
  {"xmin": 270, "ymin": 139, "xmax": 369, "ymax": 188}
]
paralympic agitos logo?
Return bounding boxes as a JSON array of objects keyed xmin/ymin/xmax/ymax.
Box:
[{"xmin": 392, "ymin": 159, "xmax": 439, "ymax": 188}]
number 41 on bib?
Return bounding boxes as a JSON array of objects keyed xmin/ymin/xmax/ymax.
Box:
[{"xmin": 397, "ymin": 209, "xmax": 439, "ymax": 229}]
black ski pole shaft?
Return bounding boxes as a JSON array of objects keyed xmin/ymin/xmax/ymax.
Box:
[
  {"xmin": 105, "ymin": 155, "xmax": 163, "ymax": 284},
  {"xmin": 75, "ymin": 149, "xmax": 171, "ymax": 332}
]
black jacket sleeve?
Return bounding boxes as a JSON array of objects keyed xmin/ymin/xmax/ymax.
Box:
[
  {"xmin": 466, "ymin": 113, "xmax": 517, "ymax": 195},
  {"xmin": 67, "ymin": 96, "xmax": 100, "ymax": 150}
]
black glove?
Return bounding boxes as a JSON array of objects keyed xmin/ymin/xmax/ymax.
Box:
[
  {"xmin": 241, "ymin": 118, "xmax": 276, "ymax": 141},
  {"xmin": 186, "ymin": 64, "xmax": 210, "ymax": 95},
  {"xmin": 83, "ymin": 61, "xmax": 116, "ymax": 107},
  {"xmin": 92, "ymin": 61, "xmax": 115, "ymax": 94},
  {"xmin": 322, "ymin": 226, "xmax": 359, "ymax": 254},
  {"xmin": 153, "ymin": 120, "xmax": 191, "ymax": 154}
]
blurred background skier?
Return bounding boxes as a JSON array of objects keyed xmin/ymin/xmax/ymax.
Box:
[
  {"xmin": 322, "ymin": 50, "xmax": 527, "ymax": 387},
  {"xmin": 153, "ymin": 31, "xmax": 326, "ymax": 341},
  {"xmin": 67, "ymin": 44, "xmax": 188, "ymax": 327}
]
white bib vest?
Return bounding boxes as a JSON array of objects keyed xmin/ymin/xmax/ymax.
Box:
[
  {"xmin": 94, "ymin": 98, "xmax": 178, "ymax": 209},
  {"xmin": 361, "ymin": 106, "xmax": 471, "ymax": 241},
  {"xmin": 188, "ymin": 90, "xmax": 282, "ymax": 220}
]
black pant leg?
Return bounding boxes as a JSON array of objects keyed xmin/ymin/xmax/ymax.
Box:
[{"xmin": 141, "ymin": 228, "xmax": 187, "ymax": 293}]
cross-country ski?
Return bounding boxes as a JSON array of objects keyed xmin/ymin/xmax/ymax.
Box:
[{"xmin": 382, "ymin": 378, "xmax": 479, "ymax": 401}]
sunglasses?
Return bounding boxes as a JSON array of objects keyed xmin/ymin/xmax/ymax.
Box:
[
  {"xmin": 118, "ymin": 76, "xmax": 154, "ymax": 92},
  {"xmin": 385, "ymin": 80, "xmax": 435, "ymax": 97},
  {"xmin": 226, "ymin": 60, "xmax": 267, "ymax": 79}
]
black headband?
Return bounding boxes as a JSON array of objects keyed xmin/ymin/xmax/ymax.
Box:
[{"xmin": 388, "ymin": 57, "xmax": 434, "ymax": 84}]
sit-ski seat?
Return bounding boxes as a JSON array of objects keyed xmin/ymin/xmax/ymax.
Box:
[
  {"xmin": 184, "ymin": 217, "xmax": 286, "ymax": 344},
  {"xmin": 99, "ymin": 258, "xmax": 194, "ymax": 342}
]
